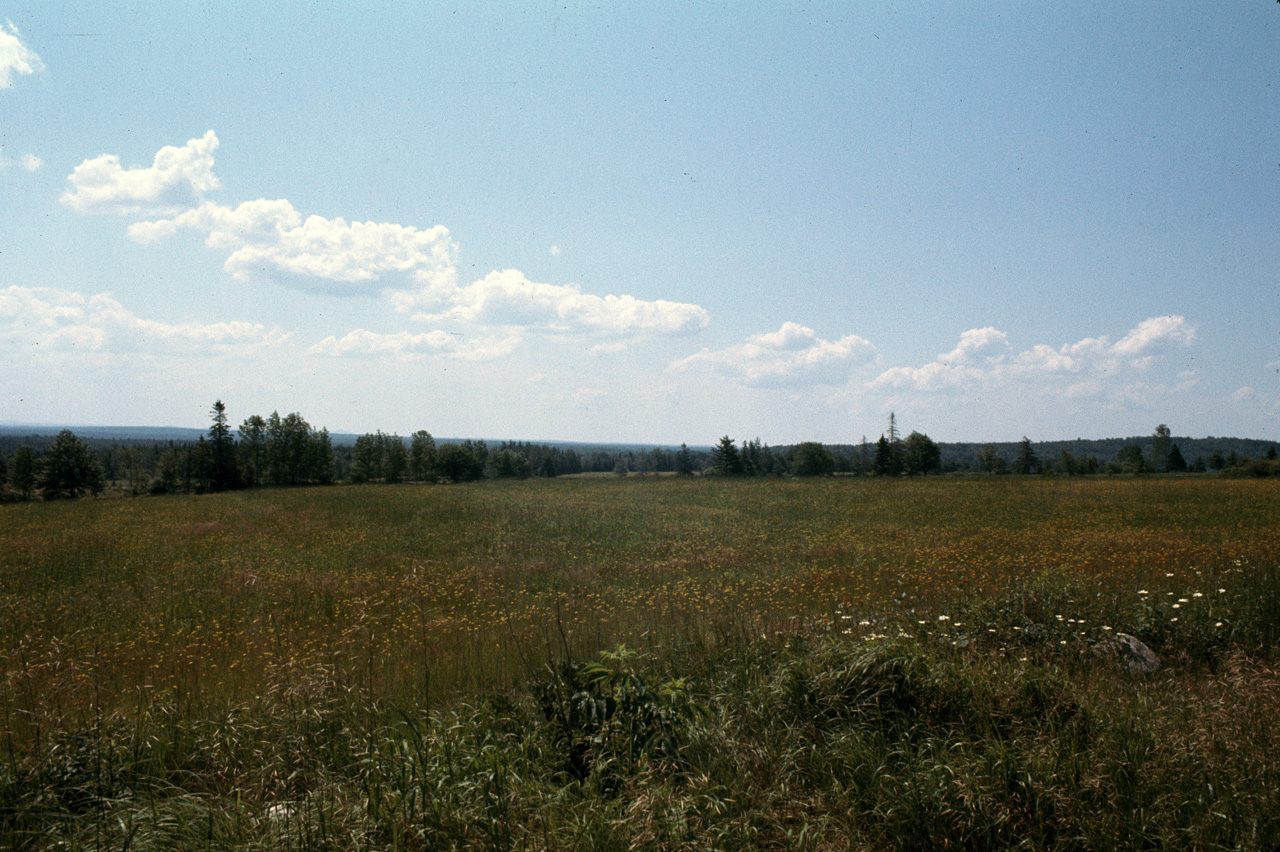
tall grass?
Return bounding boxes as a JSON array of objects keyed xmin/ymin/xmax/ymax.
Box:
[{"xmin": 2, "ymin": 477, "xmax": 1278, "ymax": 848}]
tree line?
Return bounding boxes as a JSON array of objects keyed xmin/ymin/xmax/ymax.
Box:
[
  {"xmin": 0, "ymin": 402, "xmax": 335, "ymax": 500},
  {"xmin": 2, "ymin": 408, "xmax": 1277, "ymax": 502}
]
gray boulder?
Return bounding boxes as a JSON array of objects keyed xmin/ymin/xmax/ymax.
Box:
[{"xmin": 1094, "ymin": 632, "xmax": 1160, "ymax": 674}]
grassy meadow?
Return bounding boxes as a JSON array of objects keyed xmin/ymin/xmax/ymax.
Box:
[{"xmin": 3, "ymin": 476, "xmax": 1279, "ymax": 849}]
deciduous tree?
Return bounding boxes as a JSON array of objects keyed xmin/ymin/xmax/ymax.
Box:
[
  {"xmin": 352, "ymin": 433, "xmax": 385, "ymax": 483},
  {"xmin": 384, "ymin": 434, "xmax": 407, "ymax": 483},
  {"xmin": 977, "ymin": 444, "xmax": 1004, "ymax": 474},
  {"xmin": 791, "ymin": 442, "xmax": 836, "ymax": 477},
  {"xmin": 436, "ymin": 441, "xmax": 487, "ymax": 482},
  {"xmin": 409, "ymin": 431, "xmax": 436, "ymax": 480},
  {"xmin": 903, "ymin": 432, "xmax": 941, "ymax": 475},
  {"xmin": 265, "ymin": 412, "xmax": 332, "ymax": 486},
  {"xmin": 1117, "ymin": 444, "xmax": 1148, "ymax": 474},
  {"xmin": 1151, "ymin": 424, "xmax": 1172, "ymax": 473}
]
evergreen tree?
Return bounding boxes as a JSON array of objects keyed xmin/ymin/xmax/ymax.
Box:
[
  {"xmin": 884, "ymin": 414, "xmax": 905, "ymax": 475},
  {"xmin": 1166, "ymin": 443, "xmax": 1188, "ymax": 473},
  {"xmin": 1014, "ymin": 437, "xmax": 1040, "ymax": 475},
  {"xmin": 857, "ymin": 435, "xmax": 872, "ymax": 475},
  {"xmin": 310, "ymin": 429, "xmax": 335, "ymax": 484},
  {"xmin": 208, "ymin": 400, "xmax": 239, "ymax": 491},
  {"xmin": 122, "ymin": 446, "xmax": 148, "ymax": 495},
  {"xmin": 675, "ymin": 443, "xmax": 696, "ymax": 476},
  {"xmin": 238, "ymin": 415, "xmax": 267, "ymax": 487},
  {"xmin": 38, "ymin": 430, "xmax": 104, "ymax": 499},
  {"xmin": 151, "ymin": 447, "xmax": 184, "ymax": 494},
  {"xmin": 873, "ymin": 435, "xmax": 894, "ymax": 476},
  {"xmin": 711, "ymin": 436, "xmax": 744, "ymax": 476},
  {"xmin": 188, "ymin": 437, "xmax": 214, "ymax": 492},
  {"xmin": 10, "ymin": 446, "xmax": 36, "ymax": 500},
  {"xmin": 490, "ymin": 449, "xmax": 533, "ymax": 479}
]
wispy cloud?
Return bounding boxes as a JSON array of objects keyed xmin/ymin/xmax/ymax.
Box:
[
  {"xmin": 671, "ymin": 322, "xmax": 877, "ymax": 388},
  {"xmin": 0, "ymin": 21, "xmax": 43, "ymax": 88},
  {"xmin": 308, "ymin": 328, "xmax": 521, "ymax": 361},
  {"xmin": 0, "ymin": 285, "xmax": 287, "ymax": 354}
]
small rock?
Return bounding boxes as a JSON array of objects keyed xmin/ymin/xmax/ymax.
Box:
[
  {"xmin": 265, "ymin": 803, "xmax": 298, "ymax": 823},
  {"xmin": 1094, "ymin": 632, "xmax": 1160, "ymax": 674}
]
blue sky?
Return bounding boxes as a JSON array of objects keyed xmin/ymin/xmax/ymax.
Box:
[{"xmin": 1, "ymin": 2, "xmax": 1276, "ymax": 444}]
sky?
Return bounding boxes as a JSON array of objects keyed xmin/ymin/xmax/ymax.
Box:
[{"xmin": 1, "ymin": 2, "xmax": 1277, "ymax": 445}]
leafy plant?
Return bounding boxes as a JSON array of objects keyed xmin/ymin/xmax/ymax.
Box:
[{"xmin": 535, "ymin": 645, "xmax": 708, "ymax": 785}]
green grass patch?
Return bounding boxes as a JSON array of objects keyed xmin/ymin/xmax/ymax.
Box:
[{"xmin": 2, "ymin": 477, "xmax": 1278, "ymax": 848}]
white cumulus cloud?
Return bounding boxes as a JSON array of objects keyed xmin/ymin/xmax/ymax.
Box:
[
  {"xmin": 938, "ymin": 327, "xmax": 1009, "ymax": 365},
  {"xmin": 0, "ymin": 21, "xmax": 42, "ymax": 87},
  {"xmin": 62, "ymin": 130, "xmax": 220, "ymax": 214},
  {"xmin": 871, "ymin": 316, "xmax": 1196, "ymax": 392},
  {"xmin": 417, "ymin": 269, "xmax": 709, "ymax": 336},
  {"xmin": 133, "ymin": 198, "xmax": 459, "ymax": 298},
  {"xmin": 1112, "ymin": 315, "xmax": 1196, "ymax": 356},
  {"xmin": 65, "ymin": 133, "xmax": 710, "ymax": 353},
  {"xmin": 670, "ymin": 321, "xmax": 876, "ymax": 388}
]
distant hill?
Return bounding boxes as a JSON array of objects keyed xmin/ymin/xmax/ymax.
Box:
[
  {"xmin": 0, "ymin": 424, "xmax": 710, "ymax": 455},
  {"xmin": 0, "ymin": 424, "xmax": 208, "ymax": 443},
  {"xmin": 785, "ymin": 436, "xmax": 1280, "ymax": 470},
  {"xmin": 937, "ymin": 436, "xmax": 1277, "ymax": 469}
]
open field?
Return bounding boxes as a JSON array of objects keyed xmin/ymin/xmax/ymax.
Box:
[{"xmin": 3, "ymin": 477, "xmax": 1279, "ymax": 849}]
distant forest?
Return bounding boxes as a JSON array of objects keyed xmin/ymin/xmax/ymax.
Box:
[{"xmin": 1, "ymin": 403, "xmax": 1277, "ymax": 501}]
